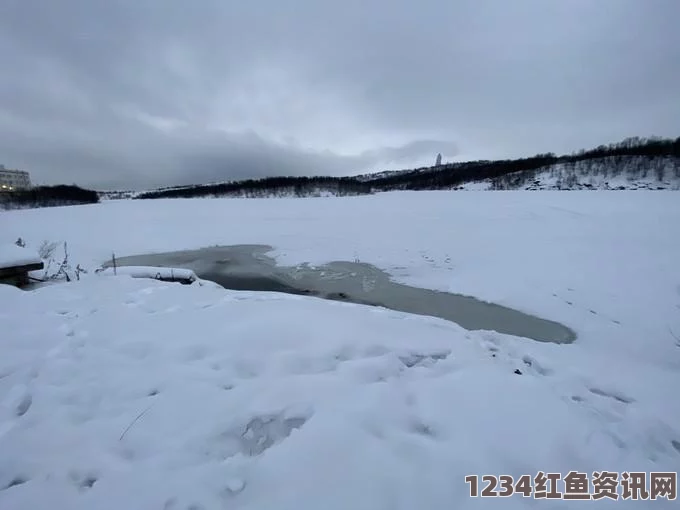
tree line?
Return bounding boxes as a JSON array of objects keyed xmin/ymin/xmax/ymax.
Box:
[
  {"xmin": 135, "ymin": 136, "xmax": 679, "ymax": 199},
  {"xmin": 2, "ymin": 136, "xmax": 677, "ymax": 209},
  {"xmin": 0, "ymin": 185, "xmax": 100, "ymax": 210}
]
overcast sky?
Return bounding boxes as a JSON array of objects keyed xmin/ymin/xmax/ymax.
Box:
[{"xmin": 1, "ymin": 0, "xmax": 679, "ymax": 190}]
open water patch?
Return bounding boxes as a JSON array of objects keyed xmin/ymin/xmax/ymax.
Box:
[{"xmin": 105, "ymin": 245, "xmax": 576, "ymax": 344}]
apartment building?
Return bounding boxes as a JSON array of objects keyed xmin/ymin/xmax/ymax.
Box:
[{"xmin": 0, "ymin": 165, "xmax": 32, "ymax": 190}]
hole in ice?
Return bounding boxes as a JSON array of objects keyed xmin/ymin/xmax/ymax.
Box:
[{"xmin": 106, "ymin": 245, "xmax": 577, "ymax": 344}]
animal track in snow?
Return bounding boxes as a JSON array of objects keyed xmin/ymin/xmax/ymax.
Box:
[{"xmin": 552, "ymin": 293, "xmax": 623, "ymax": 325}]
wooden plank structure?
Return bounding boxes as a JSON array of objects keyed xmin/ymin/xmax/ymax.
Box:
[
  {"xmin": 0, "ymin": 261, "xmax": 44, "ymax": 287},
  {"xmin": 0, "ymin": 242, "xmax": 45, "ymax": 287}
]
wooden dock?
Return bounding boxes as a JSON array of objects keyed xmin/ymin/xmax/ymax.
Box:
[{"xmin": 0, "ymin": 261, "xmax": 44, "ymax": 287}]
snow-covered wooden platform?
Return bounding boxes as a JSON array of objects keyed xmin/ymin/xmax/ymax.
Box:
[{"xmin": 0, "ymin": 244, "xmax": 44, "ymax": 286}]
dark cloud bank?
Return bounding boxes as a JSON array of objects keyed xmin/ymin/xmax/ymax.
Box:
[{"xmin": 1, "ymin": 0, "xmax": 678, "ymax": 190}]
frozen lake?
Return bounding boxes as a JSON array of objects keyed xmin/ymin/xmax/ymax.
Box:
[{"xmin": 4, "ymin": 191, "xmax": 680, "ymax": 509}]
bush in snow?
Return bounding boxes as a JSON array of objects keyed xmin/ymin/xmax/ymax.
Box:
[
  {"xmin": 38, "ymin": 240, "xmax": 59, "ymax": 260},
  {"xmin": 39, "ymin": 241, "xmax": 86, "ymax": 282}
]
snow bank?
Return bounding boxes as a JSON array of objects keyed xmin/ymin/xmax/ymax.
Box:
[
  {"xmin": 96, "ymin": 265, "xmax": 197, "ymax": 282},
  {"xmin": 1, "ymin": 276, "xmax": 678, "ymax": 509},
  {"xmin": 0, "ymin": 244, "xmax": 42, "ymax": 269}
]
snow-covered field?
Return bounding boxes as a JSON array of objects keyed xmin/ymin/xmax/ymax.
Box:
[{"xmin": 1, "ymin": 191, "xmax": 679, "ymax": 508}]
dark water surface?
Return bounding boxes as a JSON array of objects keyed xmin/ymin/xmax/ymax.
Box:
[{"xmin": 107, "ymin": 244, "xmax": 576, "ymax": 344}]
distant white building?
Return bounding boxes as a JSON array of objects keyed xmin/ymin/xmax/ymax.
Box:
[{"xmin": 0, "ymin": 165, "xmax": 31, "ymax": 190}]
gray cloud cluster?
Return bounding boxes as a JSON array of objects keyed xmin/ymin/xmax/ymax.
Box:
[{"xmin": 1, "ymin": 0, "xmax": 678, "ymax": 190}]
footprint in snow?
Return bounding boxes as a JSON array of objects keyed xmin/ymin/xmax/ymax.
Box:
[
  {"xmin": 69, "ymin": 471, "xmax": 98, "ymax": 491},
  {"xmin": 521, "ymin": 355, "xmax": 553, "ymax": 376},
  {"xmin": 15, "ymin": 394, "xmax": 32, "ymax": 417},
  {"xmin": 1, "ymin": 476, "xmax": 28, "ymax": 491},
  {"xmin": 409, "ymin": 421, "xmax": 437, "ymax": 438},
  {"xmin": 588, "ymin": 387, "xmax": 634, "ymax": 404},
  {"xmin": 671, "ymin": 440, "xmax": 680, "ymax": 454},
  {"xmin": 223, "ymin": 478, "xmax": 246, "ymax": 496}
]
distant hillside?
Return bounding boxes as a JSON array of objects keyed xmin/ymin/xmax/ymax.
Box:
[
  {"xmin": 6, "ymin": 137, "xmax": 675, "ymax": 212},
  {"xmin": 98, "ymin": 190, "xmax": 140, "ymax": 200},
  {"xmin": 458, "ymin": 155, "xmax": 679, "ymax": 191},
  {"xmin": 133, "ymin": 136, "xmax": 680, "ymax": 199}
]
